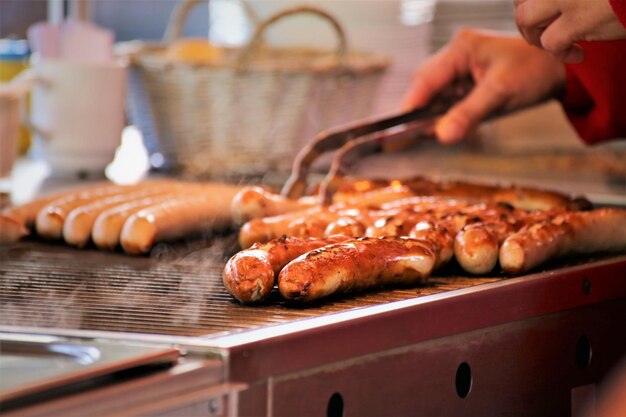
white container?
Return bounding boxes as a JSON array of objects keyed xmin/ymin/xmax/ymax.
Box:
[{"xmin": 27, "ymin": 59, "xmax": 127, "ymax": 177}]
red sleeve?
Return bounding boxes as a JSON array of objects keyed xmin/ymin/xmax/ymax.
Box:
[
  {"xmin": 560, "ymin": 40, "xmax": 626, "ymax": 145},
  {"xmin": 609, "ymin": 0, "xmax": 626, "ymax": 28}
]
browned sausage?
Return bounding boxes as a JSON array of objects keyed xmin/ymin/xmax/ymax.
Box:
[
  {"xmin": 499, "ymin": 208, "xmax": 626, "ymax": 274},
  {"xmin": 278, "ymin": 236, "xmax": 439, "ymax": 302},
  {"xmin": 453, "ymin": 223, "xmax": 502, "ymax": 275},
  {"xmin": 238, "ymin": 207, "xmax": 340, "ymax": 249},
  {"xmin": 409, "ymin": 223, "xmax": 455, "ymax": 269},
  {"xmin": 231, "ymin": 186, "xmax": 319, "ymax": 224},
  {"xmin": 223, "ymin": 235, "xmax": 350, "ymax": 303},
  {"xmin": 324, "ymin": 218, "xmax": 367, "ymax": 238}
]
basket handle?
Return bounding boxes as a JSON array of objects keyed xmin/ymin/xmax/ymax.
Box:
[
  {"xmin": 162, "ymin": 0, "xmax": 260, "ymax": 42},
  {"xmin": 236, "ymin": 6, "xmax": 349, "ymax": 72}
]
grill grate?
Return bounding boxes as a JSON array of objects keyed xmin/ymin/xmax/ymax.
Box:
[{"xmin": 0, "ymin": 236, "xmax": 562, "ymax": 338}]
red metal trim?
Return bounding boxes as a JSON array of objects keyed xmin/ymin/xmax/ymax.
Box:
[{"xmin": 223, "ymin": 256, "xmax": 626, "ymax": 382}]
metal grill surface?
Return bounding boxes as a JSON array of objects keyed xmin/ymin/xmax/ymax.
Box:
[{"xmin": 0, "ymin": 236, "xmax": 610, "ymax": 339}]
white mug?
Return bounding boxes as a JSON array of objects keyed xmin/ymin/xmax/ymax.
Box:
[{"xmin": 26, "ymin": 59, "xmax": 127, "ymax": 177}]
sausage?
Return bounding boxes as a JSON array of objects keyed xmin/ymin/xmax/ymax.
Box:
[
  {"xmin": 490, "ymin": 187, "xmax": 585, "ymax": 211},
  {"xmin": 92, "ymin": 195, "xmax": 175, "ymax": 250},
  {"xmin": 0, "ymin": 183, "xmax": 112, "ymax": 243},
  {"xmin": 334, "ymin": 185, "xmax": 416, "ymax": 209},
  {"xmin": 401, "ymin": 177, "xmax": 580, "ymax": 210},
  {"xmin": 364, "ymin": 203, "xmax": 515, "ymax": 239},
  {"xmin": 231, "ymin": 186, "xmax": 319, "ymax": 224},
  {"xmin": 238, "ymin": 207, "xmax": 339, "ymax": 249},
  {"xmin": 324, "ymin": 218, "xmax": 367, "ymax": 238},
  {"xmin": 409, "ymin": 222, "xmax": 455, "ymax": 269},
  {"xmin": 223, "ymin": 235, "xmax": 350, "ymax": 303},
  {"xmin": 120, "ymin": 184, "xmax": 242, "ymax": 255},
  {"xmin": 378, "ymin": 196, "xmax": 468, "ymax": 211},
  {"xmin": 0, "ymin": 215, "xmax": 28, "ymax": 244},
  {"xmin": 63, "ymin": 182, "xmax": 201, "ymax": 247},
  {"xmin": 453, "ymin": 223, "xmax": 502, "ymax": 275},
  {"xmin": 499, "ymin": 208, "xmax": 626, "ymax": 274},
  {"xmin": 365, "ymin": 208, "xmax": 421, "ymax": 238},
  {"xmin": 278, "ymin": 236, "xmax": 438, "ymax": 302},
  {"xmin": 35, "ymin": 182, "xmax": 161, "ymax": 240},
  {"xmin": 231, "ymin": 184, "xmax": 416, "ymax": 225}
]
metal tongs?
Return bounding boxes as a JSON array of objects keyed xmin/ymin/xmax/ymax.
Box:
[{"xmin": 281, "ymin": 78, "xmax": 476, "ymax": 205}]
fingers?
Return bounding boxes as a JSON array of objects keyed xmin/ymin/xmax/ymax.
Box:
[
  {"xmin": 560, "ymin": 44, "xmax": 585, "ymax": 64},
  {"xmin": 402, "ymin": 42, "xmax": 466, "ymax": 110},
  {"xmin": 435, "ymin": 75, "xmax": 508, "ymax": 144},
  {"xmin": 514, "ymin": 0, "xmax": 560, "ymax": 47},
  {"xmin": 539, "ymin": 16, "xmax": 578, "ymax": 60}
]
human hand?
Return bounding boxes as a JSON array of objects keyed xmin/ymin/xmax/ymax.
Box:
[
  {"xmin": 403, "ymin": 29, "xmax": 566, "ymax": 144},
  {"xmin": 514, "ymin": 0, "xmax": 626, "ymax": 63}
]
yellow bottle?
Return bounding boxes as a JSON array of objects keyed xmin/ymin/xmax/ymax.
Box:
[{"xmin": 0, "ymin": 38, "xmax": 30, "ymax": 155}]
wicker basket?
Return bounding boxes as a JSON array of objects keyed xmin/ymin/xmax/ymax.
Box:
[{"xmin": 125, "ymin": 0, "xmax": 389, "ymax": 178}]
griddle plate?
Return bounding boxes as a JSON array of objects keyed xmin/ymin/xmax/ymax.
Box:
[{"xmin": 0, "ymin": 237, "xmax": 610, "ymax": 338}]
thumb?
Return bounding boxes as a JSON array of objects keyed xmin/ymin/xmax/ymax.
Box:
[{"xmin": 435, "ymin": 76, "xmax": 507, "ymax": 144}]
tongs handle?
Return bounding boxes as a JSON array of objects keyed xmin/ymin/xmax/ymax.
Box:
[{"xmin": 281, "ymin": 77, "xmax": 475, "ymax": 199}]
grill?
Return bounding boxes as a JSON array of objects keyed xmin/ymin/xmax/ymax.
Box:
[
  {"xmin": 2, "ymin": 235, "xmax": 625, "ymax": 416},
  {"xmin": 0, "ymin": 237, "xmax": 503, "ymax": 337}
]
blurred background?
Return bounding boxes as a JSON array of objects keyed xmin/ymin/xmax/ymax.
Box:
[{"xmin": 1, "ymin": 0, "xmax": 624, "ymax": 200}]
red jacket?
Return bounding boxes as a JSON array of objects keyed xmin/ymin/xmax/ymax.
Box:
[
  {"xmin": 610, "ymin": 0, "xmax": 626, "ymax": 28},
  {"xmin": 561, "ymin": 2, "xmax": 626, "ymax": 144}
]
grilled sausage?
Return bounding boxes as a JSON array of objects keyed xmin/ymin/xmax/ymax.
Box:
[
  {"xmin": 238, "ymin": 207, "xmax": 340, "ymax": 249},
  {"xmin": 63, "ymin": 182, "xmax": 192, "ymax": 247},
  {"xmin": 409, "ymin": 222, "xmax": 455, "ymax": 269},
  {"xmin": 453, "ymin": 223, "xmax": 502, "ymax": 275},
  {"xmin": 499, "ymin": 208, "xmax": 626, "ymax": 274},
  {"xmin": 452, "ymin": 211, "xmax": 534, "ymax": 275},
  {"xmin": 223, "ymin": 235, "xmax": 350, "ymax": 303},
  {"xmin": 278, "ymin": 236, "xmax": 438, "ymax": 302},
  {"xmin": 334, "ymin": 185, "xmax": 416, "ymax": 209},
  {"xmin": 400, "ymin": 177, "xmax": 582, "ymax": 210},
  {"xmin": 231, "ymin": 184, "xmax": 416, "ymax": 225},
  {"xmin": 120, "ymin": 184, "xmax": 242, "ymax": 255},
  {"xmin": 324, "ymin": 218, "xmax": 367, "ymax": 238},
  {"xmin": 231, "ymin": 186, "xmax": 319, "ymax": 224}
]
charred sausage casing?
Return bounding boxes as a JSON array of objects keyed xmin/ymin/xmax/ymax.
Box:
[
  {"xmin": 278, "ymin": 236, "xmax": 437, "ymax": 302},
  {"xmin": 223, "ymin": 235, "xmax": 350, "ymax": 303},
  {"xmin": 499, "ymin": 208, "xmax": 626, "ymax": 274},
  {"xmin": 231, "ymin": 186, "xmax": 319, "ymax": 224}
]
